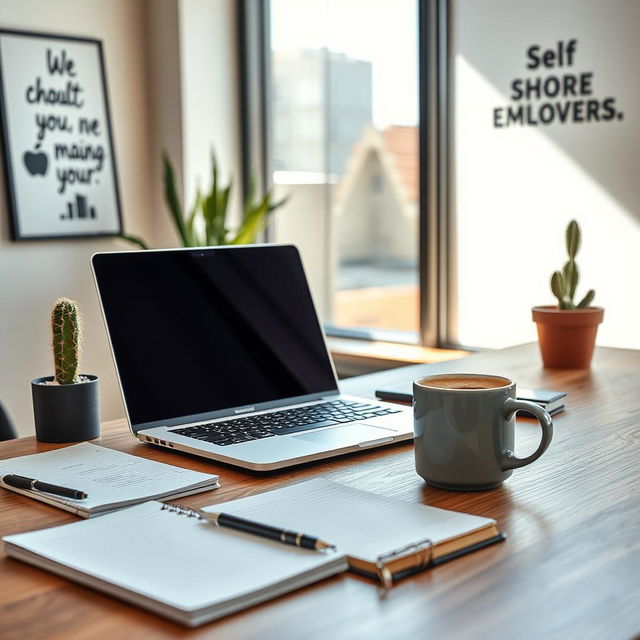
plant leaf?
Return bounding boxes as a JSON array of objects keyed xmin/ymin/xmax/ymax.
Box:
[
  {"xmin": 560, "ymin": 296, "xmax": 575, "ymax": 310},
  {"xmin": 267, "ymin": 192, "xmax": 290, "ymax": 213},
  {"xmin": 577, "ymin": 289, "xmax": 595, "ymax": 308},
  {"xmin": 162, "ymin": 153, "xmax": 192, "ymax": 246},
  {"xmin": 231, "ymin": 193, "xmax": 270, "ymax": 245},
  {"xmin": 203, "ymin": 191, "xmax": 215, "ymax": 245},
  {"xmin": 215, "ymin": 182, "xmax": 232, "ymax": 244},
  {"xmin": 185, "ymin": 189, "xmax": 201, "ymax": 240},
  {"xmin": 118, "ymin": 234, "xmax": 149, "ymax": 250},
  {"xmin": 566, "ymin": 219, "xmax": 580, "ymax": 259},
  {"xmin": 551, "ymin": 270, "xmax": 565, "ymax": 301},
  {"xmin": 563, "ymin": 260, "xmax": 579, "ymax": 300}
]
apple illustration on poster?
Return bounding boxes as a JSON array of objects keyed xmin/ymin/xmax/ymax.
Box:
[{"xmin": 23, "ymin": 149, "xmax": 48, "ymax": 176}]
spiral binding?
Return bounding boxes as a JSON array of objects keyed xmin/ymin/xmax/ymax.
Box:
[
  {"xmin": 375, "ymin": 537, "xmax": 434, "ymax": 589},
  {"xmin": 160, "ymin": 503, "xmax": 204, "ymax": 519}
]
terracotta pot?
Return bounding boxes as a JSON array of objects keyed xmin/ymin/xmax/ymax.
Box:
[{"xmin": 532, "ymin": 306, "xmax": 604, "ymax": 369}]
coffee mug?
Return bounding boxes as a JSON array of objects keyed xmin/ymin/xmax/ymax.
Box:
[{"xmin": 413, "ymin": 374, "xmax": 553, "ymax": 490}]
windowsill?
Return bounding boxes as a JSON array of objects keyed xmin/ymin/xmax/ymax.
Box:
[{"xmin": 327, "ymin": 337, "xmax": 469, "ymax": 378}]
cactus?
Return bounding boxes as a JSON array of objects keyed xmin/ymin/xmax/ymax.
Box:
[
  {"xmin": 51, "ymin": 298, "xmax": 81, "ymax": 385},
  {"xmin": 550, "ymin": 220, "xmax": 595, "ymax": 310}
]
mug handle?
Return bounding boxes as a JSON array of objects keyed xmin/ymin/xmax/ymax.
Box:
[{"xmin": 500, "ymin": 398, "xmax": 553, "ymax": 470}]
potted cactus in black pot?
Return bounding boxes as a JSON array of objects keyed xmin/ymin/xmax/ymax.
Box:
[
  {"xmin": 532, "ymin": 220, "xmax": 604, "ymax": 368},
  {"xmin": 31, "ymin": 298, "xmax": 100, "ymax": 442}
]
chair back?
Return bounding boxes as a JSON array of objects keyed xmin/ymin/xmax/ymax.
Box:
[{"xmin": 0, "ymin": 401, "xmax": 17, "ymax": 441}]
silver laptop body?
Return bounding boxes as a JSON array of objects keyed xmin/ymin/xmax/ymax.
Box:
[{"xmin": 92, "ymin": 245, "xmax": 412, "ymax": 471}]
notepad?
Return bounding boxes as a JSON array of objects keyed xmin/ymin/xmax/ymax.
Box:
[
  {"xmin": 208, "ymin": 479, "xmax": 503, "ymax": 581},
  {"xmin": 0, "ymin": 442, "xmax": 219, "ymax": 517},
  {"xmin": 3, "ymin": 479, "xmax": 503, "ymax": 626}
]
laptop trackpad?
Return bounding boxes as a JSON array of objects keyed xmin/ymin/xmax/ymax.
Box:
[{"xmin": 293, "ymin": 423, "xmax": 392, "ymax": 447}]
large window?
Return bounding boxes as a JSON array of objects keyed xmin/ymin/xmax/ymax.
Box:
[{"xmin": 268, "ymin": 0, "xmax": 421, "ymax": 341}]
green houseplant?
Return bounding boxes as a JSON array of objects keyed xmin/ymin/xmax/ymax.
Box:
[
  {"xmin": 31, "ymin": 298, "xmax": 100, "ymax": 442},
  {"xmin": 532, "ymin": 220, "xmax": 604, "ymax": 368},
  {"xmin": 163, "ymin": 151, "xmax": 288, "ymax": 247}
]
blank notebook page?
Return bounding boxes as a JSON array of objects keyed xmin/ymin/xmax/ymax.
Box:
[
  {"xmin": 3, "ymin": 500, "xmax": 339, "ymax": 612},
  {"xmin": 208, "ymin": 478, "xmax": 495, "ymax": 561}
]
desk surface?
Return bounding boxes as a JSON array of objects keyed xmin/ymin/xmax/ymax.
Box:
[{"xmin": 1, "ymin": 343, "xmax": 639, "ymax": 639}]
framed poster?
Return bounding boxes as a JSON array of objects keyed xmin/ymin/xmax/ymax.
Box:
[{"xmin": 0, "ymin": 29, "xmax": 122, "ymax": 240}]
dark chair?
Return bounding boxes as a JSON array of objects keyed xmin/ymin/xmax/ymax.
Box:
[{"xmin": 0, "ymin": 401, "xmax": 17, "ymax": 441}]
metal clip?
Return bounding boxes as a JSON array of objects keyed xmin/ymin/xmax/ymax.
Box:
[{"xmin": 375, "ymin": 537, "xmax": 433, "ymax": 589}]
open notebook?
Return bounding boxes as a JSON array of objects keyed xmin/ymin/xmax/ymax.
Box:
[
  {"xmin": 0, "ymin": 443, "xmax": 219, "ymax": 517},
  {"xmin": 3, "ymin": 479, "xmax": 504, "ymax": 627}
]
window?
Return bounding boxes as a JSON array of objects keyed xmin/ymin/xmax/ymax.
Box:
[
  {"xmin": 239, "ymin": 0, "xmax": 445, "ymax": 347},
  {"xmin": 268, "ymin": 0, "xmax": 421, "ymax": 340}
]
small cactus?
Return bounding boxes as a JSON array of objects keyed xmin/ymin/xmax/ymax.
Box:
[
  {"xmin": 51, "ymin": 298, "xmax": 82, "ymax": 384},
  {"xmin": 550, "ymin": 220, "xmax": 595, "ymax": 310}
]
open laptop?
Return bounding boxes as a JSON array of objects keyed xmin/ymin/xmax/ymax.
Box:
[{"xmin": 91, "ymin": 245, "xmax": 413, "ymax": 470}]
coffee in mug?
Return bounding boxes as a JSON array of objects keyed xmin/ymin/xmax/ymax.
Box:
[
  {"xmin": 413, "ymin": 374, "xmax": 553, "ymax": 490},
  {"xmin": 418, "ymin": 375, "xmax": 509, "ymax": 390}
]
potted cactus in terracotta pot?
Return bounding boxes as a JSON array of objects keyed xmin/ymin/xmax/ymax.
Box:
[
  {"xmin": 31, "ymin": 298, "xmax": 100, "ymax": 442},
  {"xmin": 532, "ymin": 220, "xmax": 604, "ymax": 368}
]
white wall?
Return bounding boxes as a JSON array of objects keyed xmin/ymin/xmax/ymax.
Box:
[
  {"xmin": 146, "ymin": 0, "xmax": 184, "ymax": 249},
  {"xmin": 145, "ymin": 0, "xmax": 242, "ymax": 249},
  {"xmin": 452, "ymin": 0, "xmax": 640, "ymax": 349},
  {"xmin": 0, "ymin": 0, "xmax": 240, "ymax": 436},
  {"xmin": 179, "ymin": 0, "xmax": 241, "ymax": 227}
]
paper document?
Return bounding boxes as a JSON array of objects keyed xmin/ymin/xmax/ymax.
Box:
[{"xmin": 0, "ymin": 442, "xmax": 219, "ymax": 516}]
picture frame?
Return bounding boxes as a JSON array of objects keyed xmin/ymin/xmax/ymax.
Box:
[{"xmin": 0, "ymin": 29, "xmax": 123, "ymax": 240}]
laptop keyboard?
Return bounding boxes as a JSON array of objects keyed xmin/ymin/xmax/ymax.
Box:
[{"xmin": 169, "ymin": 400, "xmax": 402, "ymax": 447}]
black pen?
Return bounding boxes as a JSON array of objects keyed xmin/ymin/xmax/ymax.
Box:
[
  {"xmin": 2, "ymin": 474, "xmax": 88, "ymax": 500},
  {"xmin": 163, "ymin": 503, "xmax": 336, "ymax": 551}
]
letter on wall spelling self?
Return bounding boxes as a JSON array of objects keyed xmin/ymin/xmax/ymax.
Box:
[
  {"xmin": 0, "ymin": 30, "xmax": 121, "ymax": 239},
  {"xmin": 493, "ymin": 39, "xmax": 625, "ymax": 129}
]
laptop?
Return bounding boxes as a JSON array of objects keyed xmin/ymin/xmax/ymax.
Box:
[{"xmin": 91, "ymin": 245, "xmax": 413, "ymax": 470}]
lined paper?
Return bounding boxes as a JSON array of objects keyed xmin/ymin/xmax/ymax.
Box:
[{"xmin": 208, "ymin": 478, "xmax": 495, "ymax": 560}]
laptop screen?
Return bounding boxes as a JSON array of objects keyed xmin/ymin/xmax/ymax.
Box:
[{"xmin": 92, "ymin": 245, "xmax": 339, "ymax": 429}]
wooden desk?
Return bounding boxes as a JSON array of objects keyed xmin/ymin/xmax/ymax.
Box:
[{"xmin": 1, "ymin": 343, "xmax": 639, "ymax": 639}]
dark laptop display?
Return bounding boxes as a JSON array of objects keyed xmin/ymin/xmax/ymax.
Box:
[{"xmin": 92, "ymin": 246, "xmax": 338, "ymax": 430}]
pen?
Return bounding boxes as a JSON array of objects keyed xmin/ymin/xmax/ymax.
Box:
[
  {"xmin": 2, "ymin": 474, "xmax": 88, "ymax": 500},
  {"xmin": 163, "ymin": 503, "xmax": 336, "ymax": 551}
]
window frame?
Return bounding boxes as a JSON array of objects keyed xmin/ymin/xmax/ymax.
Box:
[{"xmin": 237, "ymin": 0, "xmax": 454, "ymax": 348}]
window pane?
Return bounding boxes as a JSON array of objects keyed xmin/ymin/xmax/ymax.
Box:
[{"xmin": 270, "ymin": 0, "xmax": 419, "ymax": 339}]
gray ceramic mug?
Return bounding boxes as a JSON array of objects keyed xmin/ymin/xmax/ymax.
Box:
[{"xmin": 413, "ymin": 373, "xmax": 553, "ymax": 490}]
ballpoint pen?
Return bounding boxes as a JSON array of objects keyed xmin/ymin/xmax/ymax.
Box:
[
  {"xmin": 2, "ymin": 474, "xmax": 88, "ymax": 500},
  {"xmin": 163, "ymin": 503, "xmax": 336, "ymax": 551}
]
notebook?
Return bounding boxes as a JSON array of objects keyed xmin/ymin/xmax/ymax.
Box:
[
  {"xmin": 3, "ymin": 479, "xmax": 504, "ymax": 626},
  {"xmin": 0, "ymin": 442, "xmax": 219, "ymax": 517}
]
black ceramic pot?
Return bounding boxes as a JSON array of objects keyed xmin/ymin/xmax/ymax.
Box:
[{"xmin": 31, "ymin": 375, "xmax": 100, "ymax": 443}]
